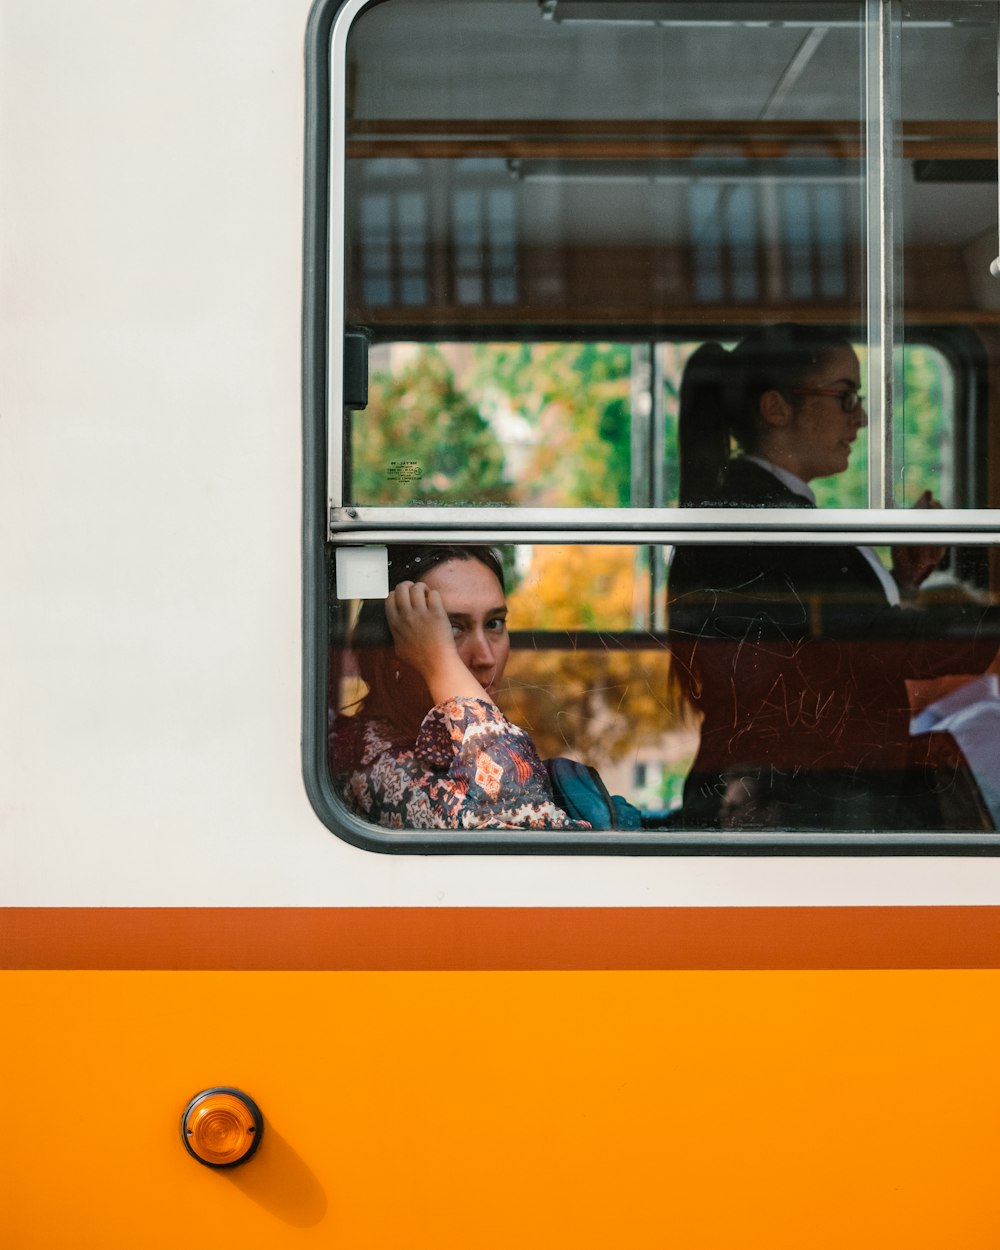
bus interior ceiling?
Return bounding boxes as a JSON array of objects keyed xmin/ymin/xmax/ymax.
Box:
[{"xmin": 344, "ymin": 0, "xmax": 1000, "ymax": 331}]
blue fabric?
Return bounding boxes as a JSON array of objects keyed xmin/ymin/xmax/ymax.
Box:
[{"xmin": 543, "ymin": 757, "xmax": 643, "ymax": 830}]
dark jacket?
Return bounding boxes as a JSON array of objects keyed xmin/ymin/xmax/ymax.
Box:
[{"xmin": 668, "ymin": 458, "xmax": 999, "ymax": 832}]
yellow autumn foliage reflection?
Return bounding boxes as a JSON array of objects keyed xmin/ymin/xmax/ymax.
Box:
[{"xmin": 500, "ymin": 547, "xmax": 696, "ymax": 783}]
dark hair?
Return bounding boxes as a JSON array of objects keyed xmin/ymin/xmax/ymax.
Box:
[
  {"xmin": 348, "ymin": 545, "xmax": 506, "ymax": 738},
  {"xmin": 678, "ymin": 324, "xmax": 853, "ymax": 505}
]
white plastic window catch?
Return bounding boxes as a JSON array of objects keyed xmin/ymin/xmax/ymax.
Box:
[{"xmin": 336, "ymin": 546, "xmax": 389, "ymax": 599}]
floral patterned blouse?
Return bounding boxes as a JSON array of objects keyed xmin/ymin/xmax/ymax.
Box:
[{"xmin": 331, "ymin": 696, "xmax": 589, "ymax": 830}]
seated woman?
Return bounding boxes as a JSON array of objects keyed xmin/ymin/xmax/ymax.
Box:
[
  {"xmin": 330, "ymin": 544, "xmax": 589, "ymax": 830},
  {"xmin": 668, "ymin": 323, "xmax": 1000, "ymax": 832}
]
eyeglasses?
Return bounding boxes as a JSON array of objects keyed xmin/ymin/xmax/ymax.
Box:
[{"xmin": 792, "ymin": 387, "xmax": 865, "ymax": 414}]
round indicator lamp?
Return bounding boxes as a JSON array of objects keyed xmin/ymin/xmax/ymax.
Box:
[{"xmin": 181, "ymin": 1087, "xmax": 263, "ymax": 1168}]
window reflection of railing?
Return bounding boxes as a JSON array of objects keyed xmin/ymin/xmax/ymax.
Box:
[{"xmin": 347, "ymin": 117, "xmax": 996, "ymax": 161}]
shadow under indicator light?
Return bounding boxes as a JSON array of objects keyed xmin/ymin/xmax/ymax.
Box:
[{"xmin": 181, "ymin": 1087, "xmax": 264, "ymax": 1168}]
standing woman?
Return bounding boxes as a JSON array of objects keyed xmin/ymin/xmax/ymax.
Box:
[
  {"xmin": 668, "ymin": 323, "xmax": 999, "ymax": 831},
  {"xmin": 331, "ymin": 544, "xmax": 587, "ymax": 830}
]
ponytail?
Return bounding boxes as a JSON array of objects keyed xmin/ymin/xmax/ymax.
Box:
[{"xmin": 678, "ymin": 341, "xmax": 733, "ymax": 506}]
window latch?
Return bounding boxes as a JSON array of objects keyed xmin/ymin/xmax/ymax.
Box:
[{"xmin": 344, "ymin": 327, "xmax": 371, "ymax": 409}]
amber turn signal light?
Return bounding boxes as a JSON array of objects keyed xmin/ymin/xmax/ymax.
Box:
[{"xmin": 181, "ymin": 1087, "xmax": 263, "ymax": 1168}]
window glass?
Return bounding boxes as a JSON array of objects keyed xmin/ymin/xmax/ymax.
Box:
[
  {"xmin": 311, "ymin": 0, "xmax": 1000, "ymax": 850},
  {"xmin": 351, "ymin": 342, "xmax": 633, "ymax": 507},
  {"xmin": 328, "ymin": 544, "xmax": 692, "ymax": 823},
  {"xmin": 896, "ymin": 3, "xmax": 995, "ymax": 508},
  {"xmin": 343, "ymin": 0, "xmax": 867, "ymax": 508},
  {"xmin": 353, "ymin": 336, "xmax": 956, "ymax": 511},
  {"xmin": 327, "ymin": 542, "xmax": 1000, "ymax": 836}
]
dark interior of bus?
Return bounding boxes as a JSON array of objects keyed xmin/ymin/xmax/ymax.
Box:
[{"xmin": 321, "ymin": 0, "xmax": 1000, "ymax": 840}]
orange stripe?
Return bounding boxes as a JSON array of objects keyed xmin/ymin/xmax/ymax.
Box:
[{"xmin": 2, "ymin": 906, "xmax": 1000, "ymax": 970}]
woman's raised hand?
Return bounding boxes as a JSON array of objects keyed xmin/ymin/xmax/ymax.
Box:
[
  {"xmin": 892, "ymin": 489, "xmax": 947, "ymax": 591},
  {"xmin": 385, "ymin": 581, "xmax": 492, "ymax": 706}
]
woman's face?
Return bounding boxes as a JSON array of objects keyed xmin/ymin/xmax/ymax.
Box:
[
  {"xmin": 786, "ymin": 344, "xmax": 867, "ymax": 482},
  {"xmin": 419, "ymin": 558, "xmax": 510, "ymax": 693}
]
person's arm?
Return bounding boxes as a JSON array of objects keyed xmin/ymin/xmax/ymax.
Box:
[{"xmin": 386, "ymin": 579, "xmax": 496, "ymax": 706}]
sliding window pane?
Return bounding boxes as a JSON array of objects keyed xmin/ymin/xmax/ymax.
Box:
[
  {"xmin": 897, "ymin": 4, "xmax": 996, "ymax": 511},
  {"xmin": 342, "ymin": 0, "xmax": 867, "ymax": 508}
]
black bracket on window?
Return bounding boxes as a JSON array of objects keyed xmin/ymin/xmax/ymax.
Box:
[{"xmin": 344, "ymin": 326, "xmax": 371, "ymax": 410}]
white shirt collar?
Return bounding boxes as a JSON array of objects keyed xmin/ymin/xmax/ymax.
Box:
[{"xmin": 741, "ymin": 454, "xmax": 816, "ymax": 505}]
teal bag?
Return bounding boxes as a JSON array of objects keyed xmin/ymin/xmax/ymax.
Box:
[{"xmin": 543, "ymin": 757, "xmax": 643, "ymax": 830}]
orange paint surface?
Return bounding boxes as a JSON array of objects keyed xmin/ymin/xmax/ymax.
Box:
[
  {"xmin": 6, "ymin": 905, "xmax": 1000, "ymax": 969},
  {"xmin": 4, "ymin": 969, "xmax": 1000, "ymax": 1248}
]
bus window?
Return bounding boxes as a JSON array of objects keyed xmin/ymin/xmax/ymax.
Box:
[
  {"xmin": 305, "ymin": 0, "xmax": 1000, "ymax": 851},
  {"xmin": 325, "ymin": 540, "xmax": 1000, "ymax": 842}
]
